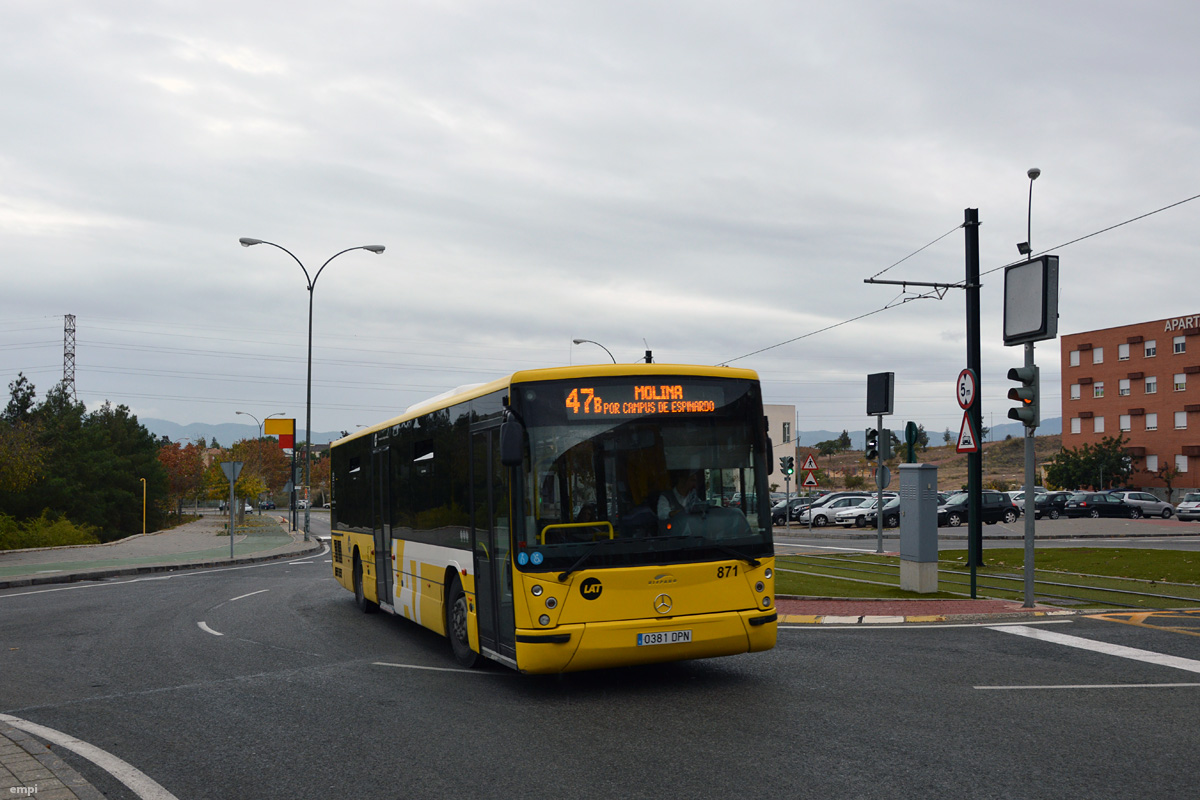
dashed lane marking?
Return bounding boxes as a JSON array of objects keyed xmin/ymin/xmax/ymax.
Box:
[{"xmin": 197, "ymin": 621, "xmax": 223, "ymax": 636}]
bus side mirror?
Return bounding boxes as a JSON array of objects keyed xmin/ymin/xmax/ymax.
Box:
[
  {"xmin": 767, "ymin": 435, "xmax": 774, "ymax": 474},
  {"xmin": 500, "ymin": 419, "xmax": 524, "ymax": 467}
]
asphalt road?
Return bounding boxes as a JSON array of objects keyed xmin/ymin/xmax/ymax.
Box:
[{"xmin": 2, "ymin": 537, "xmax": 1198, "ymax": 799}]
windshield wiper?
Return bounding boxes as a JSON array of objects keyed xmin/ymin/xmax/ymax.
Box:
[
  {"xmin": 710, "ymin": 543, "xmax": 760, "ymax": 568},
  {"xmin": 557, "ymin": 539, "xmax": 618, "ymax": 581}
]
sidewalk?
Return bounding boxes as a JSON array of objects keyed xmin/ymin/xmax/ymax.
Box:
[
  {"xmin": 1, "ymin": 720, "xmax": 104, "ymax": 800},
  {"xmin": 0, "ymin": 512, "xmax": 322, "ymax": 590}
]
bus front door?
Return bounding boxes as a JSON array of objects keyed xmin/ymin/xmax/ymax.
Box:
[
  {"xmin": 372, "ymin": 446, "xmax": 392, "ymax": 607},
  {"xmin": 472, "ymin": 426, "xmax": 515, "ymax": 662}
]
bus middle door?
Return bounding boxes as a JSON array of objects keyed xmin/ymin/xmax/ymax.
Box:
[
  {"xmin": 372, "ymin": 445, "xmax": 393, "ymax": 608},
  {"xmin": 472, "ymin": 425, "xmax": 515, "ymax": 662}
]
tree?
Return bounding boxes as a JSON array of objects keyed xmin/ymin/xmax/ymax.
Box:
[
  {"xmin": 3, "ymin": 373, "xmax": 36, "ymax": 423},
  {"xmin": 943, "ymin": 428, "xmax": 952, "ymax": 446},
  {"xmin": 158, "ymin": 441, "xmax": 205, "ymax": 515},
  {"xmin": 915, "ymin": 424, "xmax": 930, "ymax": 452},
  {"xmin": 1045, "ymin": 434, "xmax": 1133, "ymax": 491},
  {"xmin": 0, "ymin": 384, "xmax": 169, "ymax": 540},
  {"xmin": 837, "ymin": 430, "xmax": 851, "ymax": 450},
  {"xmin": 1155, "ymin": 463, "xmax": 1183, "ymax": 502},
  {"xmin": 0, "ymin": 419, "xmax": 43, "ymax": 494}
]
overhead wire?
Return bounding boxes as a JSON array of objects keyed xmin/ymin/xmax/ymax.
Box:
[{"xmin": 722, "ymin": 190, "xmax": 1200, "ymax": 366}]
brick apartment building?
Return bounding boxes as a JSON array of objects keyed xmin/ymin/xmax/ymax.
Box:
[{"xmin": 1061, "ymin": 312, "xmax": 1200, "ymax": 493}]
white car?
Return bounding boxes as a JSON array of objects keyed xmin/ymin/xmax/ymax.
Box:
[
  {"xmin": 835, "ymin": 499, "xmax": 879, "ymax": 527},
  {"xmin": 1110, "ymin": 491, "xmax": 1174, "ymax": 519},
  {"xmin": 801, "ymin": 496, "xmax": 869, "ymax": 527},
  {"xmin": 1176, "ymin": 492, "xmax": 1200, "ymax": 521}
]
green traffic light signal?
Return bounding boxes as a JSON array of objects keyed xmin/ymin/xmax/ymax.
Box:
[{"xmin": 1006, "ymin": 365, "xmax": 1040, "ymax": 428}]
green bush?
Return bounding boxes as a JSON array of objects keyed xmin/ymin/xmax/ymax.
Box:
[{"xmin": 0, "ymin": 510, "xmax": 100, "ymax": 550}]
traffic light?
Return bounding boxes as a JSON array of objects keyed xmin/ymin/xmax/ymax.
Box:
[
  {"xmin": 865, "ymin": 428, "xmax": 879, "ymax": 460},
  {"xmin": 784, "ymin": 456, "xmax": 795, "ymax": 476},
  {"xmin": 1007, "ymin": 365, "xmax": 1040, "ymax": 428},
  {"xmin": 780, "ymin": 456, "xmax": 788, "ymax": 474}
]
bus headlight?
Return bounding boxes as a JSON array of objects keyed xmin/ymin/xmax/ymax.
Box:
[
  {"xmin": 545, "ymin": 596, "xmax": 558, "ymax": 609},
  {"xmin": 764, "ymin": 568, "xmax": 773, "ymax": 579},
  {"xmin": 755, "ymin": 581, "xmax": 765, "ymax": 593},
  {"xmin": 762, "ymin": 596, "xmax": 772, "ymax": 608},
  {"xmin": 531, "ymin": 585, "xmax": 543, "ymax": 597},
  {"xmin": 539, "ymin": 614, "xmax": 551, "ymax": 626}
]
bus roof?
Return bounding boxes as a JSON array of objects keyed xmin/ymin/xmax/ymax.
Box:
[{"xmin": 332, "ymin": 363, "xmax": 760, "ymax": 447}]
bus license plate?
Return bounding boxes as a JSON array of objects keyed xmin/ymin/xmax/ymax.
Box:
[{"xmin": 637, "ymin": 630, "xmax": 692, "ymax": 646}]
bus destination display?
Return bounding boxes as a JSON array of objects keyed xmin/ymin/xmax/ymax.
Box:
[{"xmin": 563, "ymin": 384, "xmax": 722, "ymax": 418}]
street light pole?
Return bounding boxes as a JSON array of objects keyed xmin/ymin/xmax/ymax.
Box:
[
  {"xmin": 236, "ymin": 410, "xmax": 262, "ymax": 439},
  {"xmin": 239, "ymin": 238, "xmax": 385, "ymax": 541},
  {"xmin": 140, "ymin": 477, "xmax": 146, "ymax": 535},
  {"xmin": 572, "ymin": 338, "xmax": 617, "ymax": 363}
]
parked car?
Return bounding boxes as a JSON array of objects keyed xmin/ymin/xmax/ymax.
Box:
[
  {"xmin": 1032, "ymin": 491, "xmax": 1073, "ymax": 520},
  {"xmin": 800, "ymin": 495, "xmax": 871, "ymax": 527},
  {"xmin": 1109, "ymin": 491, "xmax": 1174, "ymax": 519},
  {"xmin": 259, "ymin": 499, "xmax": 276, "ymax": 510},
  {"xmin": 1062, "ymin": 492, "xmax": 1141, "ymax": 519},
  {"xmin": 937, "ymin": 491, "xmax": 1019, "ymax": 527},
  {"xmin": 862, "ymin": 496, "xmax": 901, "ymax": 528},
  {"xmin": 834, "ymin": 498, "xmax": 880, "ymax": 527},
  {"xmin": 1176, "ymin": 492, "xmax": 1200, "ymax": 521},
  {"xmin": 772, "ymin": 496, "xmax": 816, "ymax": 525}
]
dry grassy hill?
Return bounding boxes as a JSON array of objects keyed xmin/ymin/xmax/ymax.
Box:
[{"xmin": 785, "ymin": 434, "xmax": 1063, "ymax": 493}]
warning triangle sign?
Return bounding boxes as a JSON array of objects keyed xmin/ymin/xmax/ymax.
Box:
[
  {"xmin": 802, "ymin": 471, "xmax": 818, "ymax": 487},
  {"xmin": 801, "ymin": 454, "xmax": 818, "ymax": 472},
  {"xmin": 956, "ymin": 411, "xmax": 979, "ymax": 454}
]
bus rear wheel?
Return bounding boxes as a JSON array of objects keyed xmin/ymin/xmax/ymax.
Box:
[{"xmin": 447, "ymin": 574, "xmax": 478, "ymax": 669}]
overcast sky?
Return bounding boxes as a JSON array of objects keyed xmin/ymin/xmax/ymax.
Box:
[{"xmin": 4, "ymin": 1, "xmax": 1200, "ymax": 442}]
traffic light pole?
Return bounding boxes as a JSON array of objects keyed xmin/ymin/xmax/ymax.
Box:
[
  {"xmin": 875, "ymin": 413, "xmax": 885, "ymax": 554},
  {"xmin": 1022, "ymin": 341, "xmax": 1037, "ymax": 607}
]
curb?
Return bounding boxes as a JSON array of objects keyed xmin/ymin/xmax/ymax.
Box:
[
  {"xmin": 778, "ymin": 609, "xmax": 1081, "ymax": 625},
  {"xmin": 0, "ymin": 539, "xmax": 324, "ymax": 591}
]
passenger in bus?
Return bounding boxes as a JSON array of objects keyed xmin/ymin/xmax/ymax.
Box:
[{"xmin": 657, "ymin": 469, "xmax": 702, "ymax": 520}]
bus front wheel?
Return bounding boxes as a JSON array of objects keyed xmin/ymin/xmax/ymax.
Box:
[
  {"xmin": 353, "ymin": 553, "xmax": 377, "ymax": 614},
  {"xmin": 448, "ymin": 575, "xmax": 478, "ymax": 669}
]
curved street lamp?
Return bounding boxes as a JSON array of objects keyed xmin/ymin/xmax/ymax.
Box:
[
  {"xmin": 239, "ymin": 238, "xmax": 386, "ymax": 540},
  {"xmin": 572, "ymin": 338, "xmax": 617, "ymax": 363}
]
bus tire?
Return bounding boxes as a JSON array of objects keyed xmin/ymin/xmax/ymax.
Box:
[
  {"xmin": 447, "ymin": 574, "xmax": 478, "ymax": 669},
  {"xmin": 353, "ymin": 552, "xmax": 377, "ymax": 614}
]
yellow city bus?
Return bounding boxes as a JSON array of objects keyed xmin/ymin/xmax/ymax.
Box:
[{"xmin": 329, "ymin": 363, "xmax": 777, "ymax": 673}]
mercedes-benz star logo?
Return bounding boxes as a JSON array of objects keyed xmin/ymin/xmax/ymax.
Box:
[{"xmin": 654, "ymin": 593, "xmax": 673, "ymax": 614}]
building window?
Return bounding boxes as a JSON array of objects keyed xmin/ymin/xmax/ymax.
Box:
[
  {"xmin": 1175, "ymin": 373, "xmax": 1187, "ymax": 392},
  {"xmin": 1146, "ymin": 340, "xmax": 1157, "ymax": 358},
  {"xmin": 1176, "ymin": 411, "xmax": 1188, "ymax": 430},
  {"xmin": 1093, "ymin": 382, "xmax": 1104, "ymax": 398},
  {"xmin": 1146, "ymin": 454, "xmax": 1159, "ymax": 472},
  {"xmin": 782, "ymin": 422, "xmax": 791, "ymax": 443},
  {"xmin": 1070, "ymin": 350, "xmax": 1080, "ymax": 367},
  {"xmin": 1119, "ymin": 343, "xmax": 1130, "ymax": 361},
  {"xmin": 1146, "ymin": 376, "xmax": 1157, "ymax": 394},
  {"xmin": 1070, "ymin": 417, "xmax": 1082, "ymax": 435},
  {"xmin": 1120, "ymin": 414, "xmax": 1132, "ymax": 432},
  {"xmin": 1093, "ymin": 347, "xmax": 1104, "ymax": 364},
  {"xmin": 1146, "ymin": 413, "xmax": 1158, "ymax": 431},
  {"xmin": 1070, "ymin": 384, "xmax": 1081, "ymax": 400},
  {"xmin": 1094, "ymin": 416, "xmax": 1105, "ymax": 434},
  {"xmin": 1119, "ymin": 379, "xmax": 1131, "ymax": 396},
  {"xmin": 1174, "ymin": 336, "xmax": 1186, "ymax": 354},
  {"xmin": 1176, "ymin": 454, "xmax": 1189, "ymax": 473}
]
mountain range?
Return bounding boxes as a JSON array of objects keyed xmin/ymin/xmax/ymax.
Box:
[{"xmin": 792, "ymin": 417, "xmax": 1062, "ymax": 450}]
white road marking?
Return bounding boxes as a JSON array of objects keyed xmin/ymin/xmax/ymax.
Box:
[
  {"xmin": 976, "ymin": 682, "xmax": 1200, "ymax": 690},
  {"xmin": 227, "ymin": 589, "xmax": 269, "ymax": 602},
  {"xmin": 373, "ymin": 661, "xmax": 500, "ymax": 675},
  {"xmin": 991, "ymin": 624, "xmax": 1200, "ymax": 674},
  {"xmin": 287, "ymin": 560, "xmax": 313, "ymax": 565},
  {"xmin": 197, "ymin": 621, "xmax": 223, "ymax": 636},
  {"xmin": 0, "ymin": 713, "xmax": 179, "ymax": 800}
]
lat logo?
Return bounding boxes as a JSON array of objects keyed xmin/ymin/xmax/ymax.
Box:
[{"xmin": 580, "ymin": 577, "xmax": 603, "ymax": 600}]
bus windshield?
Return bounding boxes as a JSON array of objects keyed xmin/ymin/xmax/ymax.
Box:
[{"xmin": 512, "ymin": 376, "xmax": 772, "ymax": 573}]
